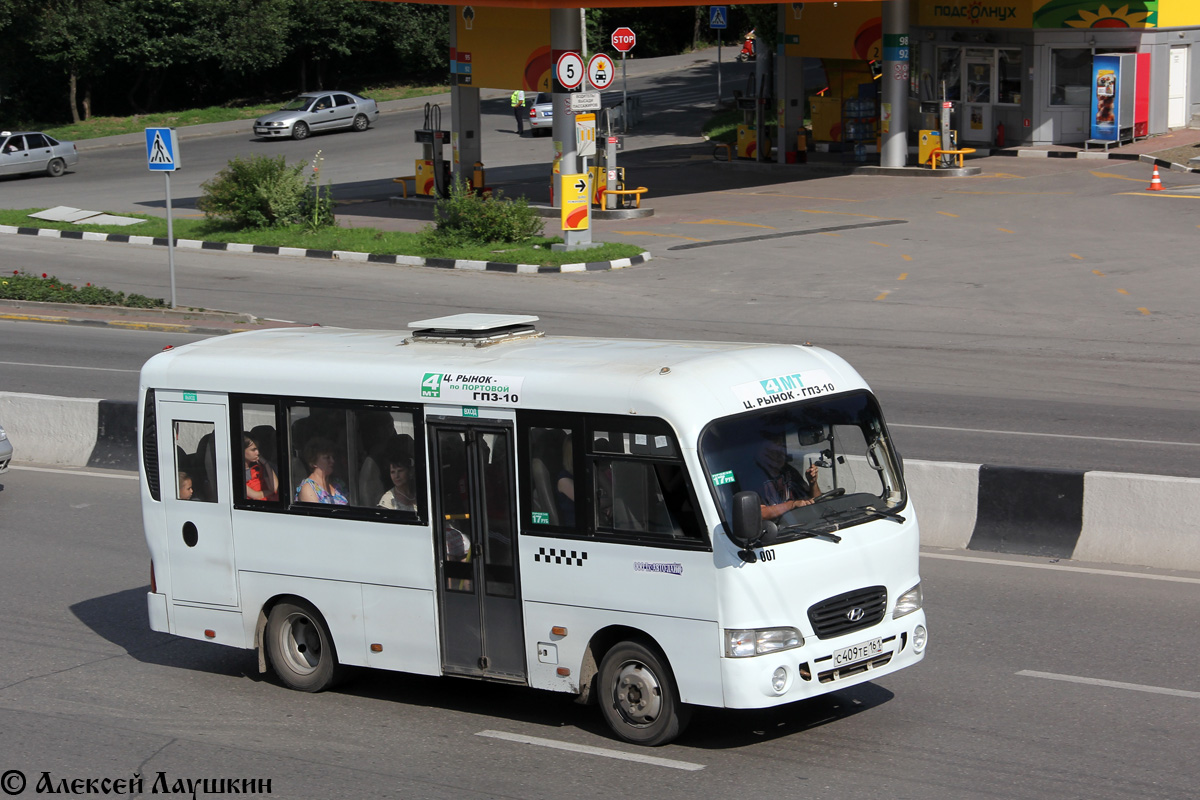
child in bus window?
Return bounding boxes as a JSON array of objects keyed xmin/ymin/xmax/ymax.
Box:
[
  {"xmin": 243, "ymin": 433, "xmax": 279, "ymax": 501},
  {"xmin": 178, "ymin": 471, "xmax": 194, "ymax": 501}
]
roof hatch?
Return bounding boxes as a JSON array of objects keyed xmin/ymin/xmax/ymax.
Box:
[{"xmin": 407, "ymin": 313, "xmax": 543, "ymax": 347}]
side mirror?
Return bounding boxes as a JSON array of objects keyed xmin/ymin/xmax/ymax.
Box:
[{"xmin": 729, "ymin": 491, "xmax": 762, "ymax": 548}]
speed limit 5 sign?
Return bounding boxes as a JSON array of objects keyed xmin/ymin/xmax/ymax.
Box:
[{"xmin": 555, "ymin": 52, "xmax": 584, "ymax": 90}]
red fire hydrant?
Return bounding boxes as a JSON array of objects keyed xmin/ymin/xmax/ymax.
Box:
[{"xmin": 995, "ymin": 121, "xmax": 1006, "ymax": 148}]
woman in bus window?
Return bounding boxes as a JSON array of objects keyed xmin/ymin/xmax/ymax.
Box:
[
  {"xmin": 243, "ymin": 433, "xmax": 279, "ymax": 501},
  {"xmin": 296, "ymin": 438, "xmax": 348, "ymax": 505}
]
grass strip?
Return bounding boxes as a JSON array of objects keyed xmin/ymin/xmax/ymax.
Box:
[{"xmin": 0, "ymin": 209, "xmax": 643, "ymax": 267}]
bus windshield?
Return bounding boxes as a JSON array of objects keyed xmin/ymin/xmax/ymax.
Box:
[{"xmin": 700, "ymin": 390, "xmax": 906, "ymax": 543}]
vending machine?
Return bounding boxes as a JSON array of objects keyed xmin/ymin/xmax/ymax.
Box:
[{"xmin": 1090, "ymin": 53, "xmax": 1149, "ymax": 145}]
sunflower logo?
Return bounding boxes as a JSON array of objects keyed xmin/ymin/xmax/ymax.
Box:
[{"xmin": 1065, "ymin": 4, "xmax": 1153, "ymax": 28}]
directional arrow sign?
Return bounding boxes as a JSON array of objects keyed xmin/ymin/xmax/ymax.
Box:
[
  {"xmin": 561, "ymin": 173, "xmax": 589, "ymax": 231},
  {"xmin": 574, "ymin": 178, "xmax": 588, "ymax": 193}
]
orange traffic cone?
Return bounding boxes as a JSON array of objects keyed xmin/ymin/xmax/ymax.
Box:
[{"xmin": 1147, "ymin": 165, "xmax": 1165, "ymax": 191}]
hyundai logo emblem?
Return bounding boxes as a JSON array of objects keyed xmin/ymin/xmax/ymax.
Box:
[{"xmin": 846, "ymin": 607, "xmax": 865, "ymax": 622}]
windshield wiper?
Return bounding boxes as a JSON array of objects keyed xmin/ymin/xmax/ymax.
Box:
[
  {"xmin": 775, "ymin": 522, "xmax": 843, "ymax": 544},
  {"xmin": 861, "ymin": 507, "xmax": 905, "ymax": 524}
]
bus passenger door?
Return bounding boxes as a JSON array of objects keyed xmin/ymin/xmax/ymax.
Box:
[
  {"xmin": 157, "ymin": 400, "xmax": 237, "ymax": 607},
  {"xmin": 430, "ymin": 422, "xmax": 525, "ymax": 681}
]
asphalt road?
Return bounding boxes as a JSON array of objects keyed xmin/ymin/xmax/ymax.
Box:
[
  {"xmin": 1, "ymin": 50, "xmax": 1198, "ymax": 478},
  {"xmin": 0, "ymin": 466, "xmax": 1197, "ymax": 799}
]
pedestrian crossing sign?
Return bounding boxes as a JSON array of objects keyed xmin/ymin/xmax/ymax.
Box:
[
  {"xmin": 145, "ymin": 127, "xmax": 180, "ymax": 172},
  {"xmin": 709, "ymin": 6, "xmax": 728, "ymax": 29}
]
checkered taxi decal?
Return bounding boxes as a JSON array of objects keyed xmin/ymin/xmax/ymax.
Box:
[{"xmin": 534, "ymin": 547, "xmax": 588, "ymax": 567}]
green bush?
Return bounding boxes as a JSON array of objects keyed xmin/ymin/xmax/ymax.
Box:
[
  {"xmin": 0, "ymin": 270, "xmax": 166, "ymax": 308},
  {"xmin": 429, "ymin": 178, "xmax": 543, "ymax": 245},
  {"xmin": 197, "ymin": 153, "xmax": 335, "ymax": 230}
]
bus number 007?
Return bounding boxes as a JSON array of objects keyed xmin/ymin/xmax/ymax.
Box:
[{"xmin": 757, "ymin": 548, "xmax": 776, "ymax": 561}]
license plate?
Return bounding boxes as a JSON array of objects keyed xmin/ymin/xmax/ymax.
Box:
[{"xmin": 833, "ymin": 637, "xmax": 884, "ymax": 666}]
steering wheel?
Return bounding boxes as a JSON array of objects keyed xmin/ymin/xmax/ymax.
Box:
[{"xmin": 812, "ymin": 487, "xmax": 846, "ymax": 503}]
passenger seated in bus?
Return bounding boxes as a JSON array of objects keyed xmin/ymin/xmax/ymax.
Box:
[
  {"xmin": 243, "ymin": 433, "xmax": 279, "ymax": 501},
  {"xmin": 755, "ymin": 433, "xmax": 821, "ymax": 520},
  {"xmin": 177, "ymin": 471, "xmax": 194, "ymax": 501},
  {"xmin": 556, "ymin": 437, "xmax": 575, "ymax": 526},
  {"xmin": 377, "ymin": 443, "xmax": 416, "ymax": 512},
  {"xmin": 296, "ymin": 438, "xmax": 348, "ymax": 505}
]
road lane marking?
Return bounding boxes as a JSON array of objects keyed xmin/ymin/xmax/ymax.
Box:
[
  {"xmin": 998, "ymin": 228, "xmax": 1015, "ymax": 233},
  {"xmin": 898, "ymin": 273, "xmax": 908, "ymax": 280},
  {"xmin": 1070, "ymin": 253, "xmax": 1084, "ymax": 260},
  {"xmin": 870, "ymin": 241, "xmax": 889, "ymax": 247},
  {"xmin": 1093, "ymin": 269, "xmax": 1105, "ymax": 276},
  {"xmin": 0, "ymin": 360, "xmax": 139, "ymax": 374},
  {"xmin": 476, "ymin": 730, "xmax": 705, "ymax": 771},
  {"xmin": 891, "ymin": 422, "xmax": 1200, "ymax": 448},
  {"xmin": 721, "ymin": 191, "xmax": 860, "ymax": 202},
  {"xmin": 10, "ymin": 465, "xmax": 138, "ymax": 480},
  {"xmin": 937, "ymin": 211, "xmax": 958, "ymax": 217},
  {"xmin": 1090, "ymin": 170, "xmax": 1146, "ymax": 182},
  {"xmin": 1117, "ymin": 288, "xmax": 1130, "ymax": 295},
  {"xmin": 874, "ymin": 291, "xmax": 890, "ymax": 301},
  {"xmin": 1017, "ymin": 671, "xmax": 1200, "ymax": 699},
  {"xmin": 1117, "ymin": 192, "xmax": 1200, "ymax": 199},
  {"xmin": 902, "ymin": 255, "xmax": 913, "ymax": 261},
  {"xmin": 682, "ymin": 219, "xmax": 776, "ymax": 229},
  {"xmin": 947, "ymin": 190, "xmax": 1071, "ymax": 195},
  {"xmin": 615, "ymin": 232, "xmax": 707, "ymax": 242},
  {"xmin": 667, "ymin": 219, "xmax": 907, "ymax": 251},
  {"xmin": 1138, "ymin": 307, "xmax": 1151, "ymax": 315},
  {"xmin": 922, "ymin": 553, "xmax": 1200, "ymax": 585}
]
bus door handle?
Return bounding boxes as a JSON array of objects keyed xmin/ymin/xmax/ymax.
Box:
[{"xmin": 444, "ymin": 514, "xmax": 470, "ymax": 520}]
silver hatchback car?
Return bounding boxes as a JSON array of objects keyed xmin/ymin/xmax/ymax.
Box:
[
  {"xmin": 254, "ymin": 91, "xmax": 380, "ymax": 141},
  {"xmin": 0, "ymin": 422, "xmax": 11, "ymax": 473},
  {"xmin": 0, "ymin": 131, "xmax": 78, "ymax": 178}
]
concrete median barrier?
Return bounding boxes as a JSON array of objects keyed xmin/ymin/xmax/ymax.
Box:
[{"xmin": 3, "ymin": 391, "xmax": 1198, "ymax": 573}]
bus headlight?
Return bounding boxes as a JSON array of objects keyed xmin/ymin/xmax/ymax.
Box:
[
  {"xmin": 893, "ymin": 583, "xmax": 922, "ymax": 619},
  {"xmin": 725, "ymin": 627, "xmax": 804, "ymax": 657}
]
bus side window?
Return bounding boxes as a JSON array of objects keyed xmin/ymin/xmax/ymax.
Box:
[
  {"xmin": 174, "ymin": 420, "xmax": 217, "ymax": 503},
  {"xmin": 239, "ymin": 402, "xmax": 282, "ymax": 504},
  {"xmin": 528, "ymin": 426, "xmax": 573, "ymax": 527}
]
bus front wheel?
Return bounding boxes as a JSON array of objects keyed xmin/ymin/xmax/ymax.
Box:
[
  {"xmin": 266, "ymin": 601, "xmax": 343, "ymax": 692},
  {"xmin": 598, "ymin": 642, "xmax": 691, "ymax": 746}
]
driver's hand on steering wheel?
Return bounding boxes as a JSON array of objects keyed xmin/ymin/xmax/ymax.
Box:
[{"xmin": 791, "ymin": 498, "xmax": 813, "ymax": 509}]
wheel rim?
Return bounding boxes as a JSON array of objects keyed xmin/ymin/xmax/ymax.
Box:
[
  {"xmin": 294, "ymin": 123, "xmax": 309, "ymax": 139},
  {"xmin": 611, "ymin": 660, "xmax": 664, "ymax": 727},
  {"xmin": 354, "ymin": 115, "xmax": 367, "ymax": 130},
  {"xmin": 279, "ymin": 611, "xmax": 322, "ymax": 675}
]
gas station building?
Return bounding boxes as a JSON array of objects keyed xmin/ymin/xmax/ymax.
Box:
[{"xmin": 382, "ymin": 0, "xmax": 1199, "ymax": 179}]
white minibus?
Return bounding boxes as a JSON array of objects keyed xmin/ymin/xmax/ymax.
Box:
[{"xmin": 139, "ymin": 314, "xmax": 926, "ymax": 745}]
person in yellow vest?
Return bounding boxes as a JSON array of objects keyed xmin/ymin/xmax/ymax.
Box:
[{"xmin": 511, "ymin": 89, "xmax": 526, "ymax": 135}]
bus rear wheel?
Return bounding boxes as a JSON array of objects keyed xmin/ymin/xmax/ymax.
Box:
[
  {"xmin": 598, "ymin": 642, "xmax": 691, "ymax": 746},
  {"xmin": 266, "ymin": 601, "xmax": 343, "ymax": 692}
]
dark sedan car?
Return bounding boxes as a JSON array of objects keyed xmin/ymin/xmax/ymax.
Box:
[{"xmin": 254, "ymin": 92, "xmax": 380, "ymax": 141}]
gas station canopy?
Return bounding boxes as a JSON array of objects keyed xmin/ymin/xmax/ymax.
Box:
[{"xmin": 366, "ymin": 0, "xmax": 867, "ymax": 8}]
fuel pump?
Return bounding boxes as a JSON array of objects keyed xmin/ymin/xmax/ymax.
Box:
[
  {"xmin": 735, "ymin": 72, "xmax": 772, "ymax": 160},
  {"xmin": 600, "ymin": 109, "xmax": 624, "ymax": 210},
  {"xmin": 414, "ymin": 103, "xmax": 451, "ymax": 197}
]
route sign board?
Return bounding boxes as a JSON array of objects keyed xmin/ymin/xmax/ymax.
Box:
[
  {"xmin": 561, "ymin": 173, "xmax": 590, "ymax": 231},
  {"xmin": 145, "ymin": 127, "xmax": 180, "ymax": 172},
  {"xmin": 588, "ymin": 53, "xmax": 616, "ymax": 90},
  {"xmin": 611, "ymin": 27, "xmax": 636, "ymax": 53},
  {"xmin": 555, "ymin": 52, "xmax": 584, "ymax": 90},
  {"xmin": 709, "ymin": 6, "xmax": 728, "ymax": 29},
  {"xmin": 575, "ymin": 112, "xmax": 596, "ymax": 157},
  {"xmin": 570, "ymin": 91, "xmax": 601, "ymax": 112}
]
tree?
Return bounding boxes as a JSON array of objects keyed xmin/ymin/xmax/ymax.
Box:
[{"xmin": 31, "ymin": 0, "xmax": 114, "ymax": 122}]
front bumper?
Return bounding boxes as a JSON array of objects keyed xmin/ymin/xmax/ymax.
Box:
[
  {"xmin": 718, "ymin": 610, "xmax": 927, "ymax": 708},
  {"xmin": 254, "ymin": 126, "xmax": 291, "ymax": 137}
]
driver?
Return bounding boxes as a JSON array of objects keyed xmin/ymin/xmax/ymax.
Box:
[{"xmin": 755, "ymin": 432, "xmax": 821, "ymax": 520}]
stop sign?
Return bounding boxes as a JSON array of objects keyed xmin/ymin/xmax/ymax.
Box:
[{"xmin": 611, "ymin": 27, "xmax": 636, "ymax": 53}]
